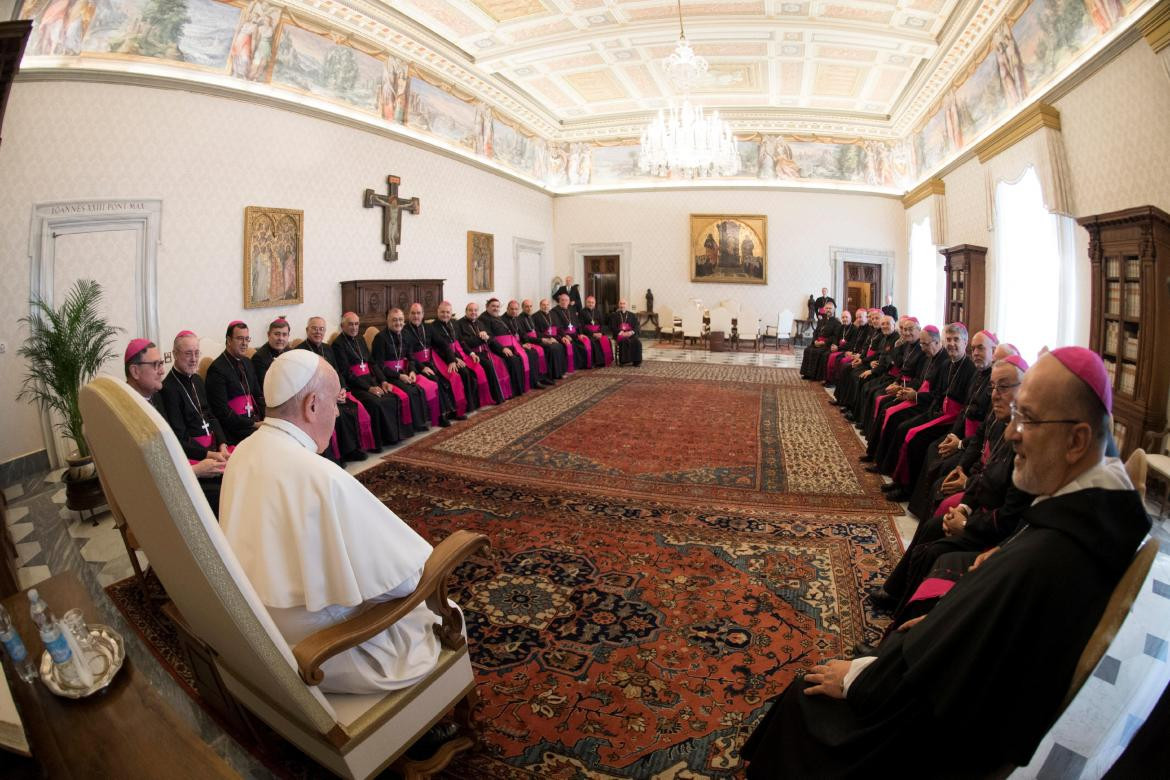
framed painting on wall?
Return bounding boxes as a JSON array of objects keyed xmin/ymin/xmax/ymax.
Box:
[
  {"xmin": 690, "ymin": 214, "xmax": 767, "ymax": 284},
  {"xmin": 243, "ymin": 206, "xmax": 304, "ymax": 309},
  {"xmin": 467, "ymin": 230, "xmax": 494, "ymax": 292}
]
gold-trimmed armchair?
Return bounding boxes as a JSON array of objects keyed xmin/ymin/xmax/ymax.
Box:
[{"xmin": 80, "ymin": 377, "xmax": 489, "ymax": 779}]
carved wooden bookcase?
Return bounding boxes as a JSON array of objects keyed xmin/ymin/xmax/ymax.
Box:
[
  {"xmin": 340, "ymin": 279, "xmax": 444, "ymax": 331},
  {"xmin": 1079, "ymin": 206, "xmax": 1170, "ymax": 457},
  {"xmin": 940, "ymin": 244, "xmax": 987, "ymax": 337}
]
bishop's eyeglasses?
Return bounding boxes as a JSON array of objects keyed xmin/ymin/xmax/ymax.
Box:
[{"xmin": 1008, "ymin": 402, "xmax": 1082, "ymax": 434}]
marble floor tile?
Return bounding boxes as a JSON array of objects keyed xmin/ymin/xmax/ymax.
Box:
[
  {"xmin": 6, "ymin": 506, "xmax": 30, "ymax": 525},
  {"xmin": 15, "ymin": 541, "xmax": 43, "ymax": 566},
  {"xmin": 50, "ymin": 488, "xmax": 66, "ymax": 505},
  {"xmin": 17, "ymin": 565, "xmax": 52, "ymax": 590},
  {"xmin": 4, "ymin": 483, "xmax": 25, "ymax": 502},
  {"xmin": 45, "ymin": 467, "xmax": 67, "ymax": 483},
  {"xmin": 9, "ymin": 522, "xmax": 34, "ymax": 543},
  {"xmin": 80, "ymin": 530, "xmax": 131, "ymax": 564},
  {"xmin": 65, "ymin": 511, "xmax": 117, "ymax": 539}
]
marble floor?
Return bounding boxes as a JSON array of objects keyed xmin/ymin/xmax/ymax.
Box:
[{"xmin": 4, "ymin": 343, "xmax": 1166, "ymax": 777}]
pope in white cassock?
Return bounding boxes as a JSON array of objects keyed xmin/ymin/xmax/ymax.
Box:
[{"xmin": 220, "ymin": 349, "xmax": 444, "ymax": 694}]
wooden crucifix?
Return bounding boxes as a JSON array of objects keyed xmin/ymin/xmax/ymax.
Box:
[{"xmin": 363, "ymin": 174, "xmax": 419, "ymax": 262}]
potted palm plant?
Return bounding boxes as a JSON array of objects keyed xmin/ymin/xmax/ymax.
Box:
[{"xmin": 17, "ymin": 279, "xmax": 120, "ymax": 511}]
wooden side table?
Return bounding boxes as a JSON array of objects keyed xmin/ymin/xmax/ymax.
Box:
[{"xmin": 0, "ymin": 573, "xmax": 237, "ymax": 778}]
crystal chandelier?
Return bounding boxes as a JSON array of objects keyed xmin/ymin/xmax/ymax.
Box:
[{"xmin": 638, "ymin": 1, "xmax": 741, "ymax": 178}]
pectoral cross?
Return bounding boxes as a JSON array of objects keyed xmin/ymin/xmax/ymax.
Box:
[
  {"xmin": 200, "ymin": 418, "xmax": 210, "ymax": 436},
  {"xmin": 363, "ymin": 175, "xmax": 420, "ymax": 262},
  {"xmin": 244, "ymin": 400, "xmax": 253, "ymax": 417}
]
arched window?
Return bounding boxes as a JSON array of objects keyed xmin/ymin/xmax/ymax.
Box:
[
  {"xmin": 992, "ymin": 166, "xmax": 1076, "ymax": 362},
  {"xmin": 908, "ymin": 216, "xmax": 943, "ymax": 328}
]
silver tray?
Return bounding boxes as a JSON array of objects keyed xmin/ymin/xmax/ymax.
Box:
[{"xmin": 38, "ymin": 624, "xmax": 126, "ymax": 698}]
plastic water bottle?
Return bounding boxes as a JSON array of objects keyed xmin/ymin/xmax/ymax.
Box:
[
  {"xmin": 0, "ymin": 604, "xmax": 36, "ymax": 683},
  {"xmin": 28, "ymin": 589, "xmax": 83, "ymax": 687}
]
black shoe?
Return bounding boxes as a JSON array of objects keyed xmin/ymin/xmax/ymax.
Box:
[
  {"xmin": 824, "ymin": 383, "xmax": 836, "ymax": 389},
  {"xmin": 405, "ymin": 721, "xmax": 460, "ymax": 761},
  {"xmin": 886, "ymin": 487, "xmax": 911, "ymax": 501},
  {"xmin": 867, "ymin": 586, "xmax": 896, "ymax": 608},
  {"xmin": 344, "ymin": 450, "xmax": 368, "ymax": 462},
  {"xmin": 451, "ymin": 413, "xmax": 468, "ymax": 421},
  {"xmin": 858, "ymin": 455, "xmax": 874, "ymax": 463},
  {"xmin": 438, "ymin": 416, "xmax": 451, "ymax": 427},
  {"xmin": 865, "ymin": 465, "xmax": 882, "ymax": 474},
  {"xmin": 843, "ymin": 413, "xmax": 856, "ymax": 422},
  {"xmin": 633, "ymin": 362, "xmax": 642, "ymax": 367},
  {"xmin": 880, "ymin": 481, "xmax": 901, "ymax": 492}
]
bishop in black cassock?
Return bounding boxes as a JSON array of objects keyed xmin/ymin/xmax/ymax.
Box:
[
  {"xmin": 319, "ymin": 315, "xmax": 406, "ymax": 446},
  {"xmin": 531, "ymin": 299, "xmax": 568, "ymax": 379},
  {"xmin": 607, "ymin": 299, "xmax": 642, "ymax": 366},
  {"xmin": 371, "ymin": 311, "xmax": 432, "ymax": 432},
  {"xmin": 552, "ymin": 293, "xmax": 591, "ymax": 370},
  {"xmin": 743, "ymin": 349, "xmax": 1149, "ymax": 778},
  {"xmin": 428, "ymin": 302, "xmax": 484, "ymax": 413},
  {"xmin": 205, "ymin": 321, "xmax": 264, "ymax": 445}
]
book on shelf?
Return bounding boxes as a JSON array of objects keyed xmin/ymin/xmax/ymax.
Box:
[
  {"xmin": 1123, "ymin": 335, "xmax": 1139, "ymax": 361},
  {"xmin": 1120, "ymin": 363, "xmax": 1137, "ymax": 395},
  {"xmin": 1106, "ymin": 282, "xmax": 1121, "ymax": 315},
  {"xmin": 1125, "ymin": 286, "xmax": 1141, "ymax": 318},
  {"xmin": 1104, "ymin": 358, "xmax": 1117, "ymax": 383},
  {"xmin": 1104, "ymin": 321, "xmax": 1121, "ymax": 354},
  {"xmin": 1107, "ymin": 257, "xmax": 1121, "ymax": 278},
  {"xmin": 1124, "ymin": 257, "xmax": 1140, "ymax": 280}
]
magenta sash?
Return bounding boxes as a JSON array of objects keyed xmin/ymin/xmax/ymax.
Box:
[
  {"xmin": 583, "ymin": 324, "xmax": 614, "ymax": 366},
  {"xmin": 560, "ymin": 331, "xmax": 576, "ymax": 374},
  {"xmin": 906, "ymin": 577, "xmax": 955, "ymax": 605},
  {"xmin": 347, "ymin": 391, "xmax": 376, "ymax": 451},
  {"xmin": 889, "ymin": 366, "xmax": 902, "ymax": 379},
  {"xmin": 383, "ymin": 359, "xmax": 406, "ymax": 373},
  {"xmin": 227, "ymin": 394, "xmax": 256, "ymax": 418},
  {"xmin": 477, "ymin": 345, "xmax": 513, "ymax": 399},
  {"xmin": 964, "ymin": 416, "xmax": 980, "ymax": 438},
  {"xmin": 187, "ymin": 432, "xmax": 216, "ymax": 465},
  {"xmin": 893, "ymin": 396, "xmax": 965, "ymax": 483},
  {"xmin": 424, "ymin": 351, "xmax": 467, "ymax": 416},
  {"xmin": 452, "ymin": 341, "xmax": 495, "ymax": 407},
  {"xmin": 866, "ymin": 349, "xmax": 877, "ymax": 358},
  {"xmin": 826, "ymin": 352, "xmax": 850, "ymax": 382},
  {"xmin": 524, "ymin": 331, "xmax": 548, "ymax": 374},
  {"xmin": 386, "ymin": 385, "xmax": 412, "ymax": 426},
  {"xmin": 933, "ymin": 490, "xmax": 965, "ymax": 517},
  {"xmin": 880, "ymin": 399, "xmax": 915, "ymax": 434},
  {"xmin": 411, "ymin": 351, "xmax": 443, "ymax": 426},
  {"xmin": 574, "ymin": 331, "xmax": 593, "ymax": 367},
  {"xmin": 495, "ymin": 335, "xmax": 531, "ymax": 390}
]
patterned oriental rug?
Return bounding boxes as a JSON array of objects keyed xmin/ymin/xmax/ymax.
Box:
[
  {"xmin": 352, "ymin": 362, "xmax": 903, "ymax": 778},
  {"xmin": 384, "ymin": 362, "xmax": 896, "ymax": 513}
]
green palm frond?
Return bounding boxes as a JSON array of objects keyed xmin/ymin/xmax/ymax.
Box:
[{"xmin": 16, "ymin": 279, "xmax": 122, "ymax": 458}]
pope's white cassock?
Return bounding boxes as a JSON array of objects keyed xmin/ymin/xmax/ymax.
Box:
[{"xmin": 220, "ymin": 411, "xmax": 442, "ymax": 694}]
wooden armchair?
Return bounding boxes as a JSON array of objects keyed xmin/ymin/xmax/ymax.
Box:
[
  {"xmin": 80, "ymin": 377, "xmax": 489, "ymax": 778},
  {"xmin": 1142, "ymin": 428, "xmax": 1170, "ymax": 520}
]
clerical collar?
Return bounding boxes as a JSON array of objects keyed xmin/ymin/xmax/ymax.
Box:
[
  {"xmin": 261, "ymin": 417, "xmax": 317, "ymax": 452},
  {"xmin": 1034, "ymin": 457, "xmax": 1132, "ymax": 505}
]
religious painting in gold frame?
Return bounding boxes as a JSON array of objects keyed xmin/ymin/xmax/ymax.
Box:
[
  {"xmin": 689, "ymin": 214, "xmax": 767, "ymax": 284},
  {"xmin": 467, "ymin": 231, "xmax": 495, "ymax": 292},
  {"xmin": 243, "ymin": 206, "xmax": 304, "ymax": 309}
]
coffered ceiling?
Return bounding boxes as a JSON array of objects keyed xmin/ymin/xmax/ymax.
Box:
[{"xmin": 364, "ymin": 0, "xmax": 1009, "ymax": 139}]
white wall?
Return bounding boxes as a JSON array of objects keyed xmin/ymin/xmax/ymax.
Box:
[
  {"xmin": 939, "ymin": 39, "xmax": 1170, "ymax": 350},
  {"xmin": 0, "ymin": 80, "xmax": 554, "ymax": 463},
  {"xmin": 552, "ymin": 189, "xmax": 906, "ymax": 326}
]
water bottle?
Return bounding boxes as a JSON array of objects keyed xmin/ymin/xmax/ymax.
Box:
[
  {"xmin": 28, "ymin": 589, "xmax": 84, "ymax": 687},
  {"xmin": 0, "ymin": 603, "xmax": 36, "ymax": 683}
]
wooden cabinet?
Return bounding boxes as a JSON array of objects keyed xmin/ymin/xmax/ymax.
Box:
[
  {"xmin": 340, "ymin": 279, "xmax": 444, "ymax": 331},
  {"xmin": 1078, "ymin": 206, "xmax": 1170, "ymax": 457},
  {"xmin": 939, "ymin": 244, "xmax": 987, "ymax": 336}
]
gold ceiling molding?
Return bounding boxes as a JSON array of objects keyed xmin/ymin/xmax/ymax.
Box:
[
  {"xmin": 902, "ymin": 178, "xmax": 944, "ymax": 208},
  {"xmin": 972, "ymin": 103, "xmax": 1061, "ymax": 163},
  {"xmin": 1139, "ymin": 0, "xmax": 1170, "ymax": 53}
]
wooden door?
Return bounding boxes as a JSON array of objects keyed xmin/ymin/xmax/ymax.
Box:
[
  {"xmin": 843, "ymin": 262, "xmax": 881, "ymax": 314},
  {"xmin": 584, "ymin": 255, "xmax": 620, "ymax": 318}
]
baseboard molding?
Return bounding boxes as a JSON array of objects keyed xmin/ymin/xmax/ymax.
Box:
[{"xmin": 0, "ymin": 450, "xmax": 50, "ymax": 489}]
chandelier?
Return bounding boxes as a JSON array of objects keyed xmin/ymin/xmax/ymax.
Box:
[{"xmin": 637, "ymin": 1, "xmax": 741, "ymax": 178}]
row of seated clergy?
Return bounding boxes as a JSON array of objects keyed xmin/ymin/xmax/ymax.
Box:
[{"xmin": 743, "ymin": 346, "xmax": 1152, "ymax": 776}]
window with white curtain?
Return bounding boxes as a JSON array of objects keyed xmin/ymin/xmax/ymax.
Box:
[
  {"xmin": 908, "ymin": 216, "xmax": 943, "ymax": 328},
  {"xmin": 992, "ymin": 166, "xmax": 1077, "ymax": 363}
]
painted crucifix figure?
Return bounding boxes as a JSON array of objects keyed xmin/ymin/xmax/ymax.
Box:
[{"xmin": 363, "ymin": 174, "xmax": 420, "ymax": 262}]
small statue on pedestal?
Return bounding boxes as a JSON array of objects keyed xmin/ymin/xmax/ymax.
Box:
[{"xmin": 645, "ymin": 289, "xmax": 654, "ymax": 313}]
